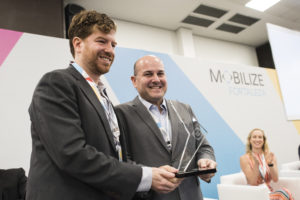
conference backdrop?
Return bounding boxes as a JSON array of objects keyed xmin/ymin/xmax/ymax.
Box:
[
  {"xmin": 1, "ymin": 28, "xmax": 299, "ymax": 199},
  {"xmin": 267, "ymin": 23, "xmax": 300, "ymax": 120}
]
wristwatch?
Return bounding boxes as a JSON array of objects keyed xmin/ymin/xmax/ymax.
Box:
[{"xmin": 268, "ymin": 163, "xmax": 274, "ymax": 167}]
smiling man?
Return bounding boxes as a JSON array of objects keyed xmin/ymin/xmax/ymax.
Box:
[
  {"xmin": 115, "ymin": 55, "xmax": 217, "ymax": 200},
  {"xmin": 26, "ymin": 11, "xmax": 179, "ymax": 200}
]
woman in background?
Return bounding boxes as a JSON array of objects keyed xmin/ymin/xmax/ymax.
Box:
[{"xmin": 240, "ymin": 128, "xmax": 293, "ymax": 200}]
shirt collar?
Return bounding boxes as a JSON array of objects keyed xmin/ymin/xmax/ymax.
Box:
[
  {"xmin": 71, "ymin": 62, "xmax": 84, "ymax": 74},
  {"xmin": 138, "ymin": 96, "xmax": 167, "ymax": 112},
  {"xmin": 71, "ymin": 62, "xmax": 106, "ymax": 92}
]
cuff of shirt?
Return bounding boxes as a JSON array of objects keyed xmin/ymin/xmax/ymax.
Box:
[{"xmin": 137, "ymin": 166, "xmax": 152, "ymax": 192}]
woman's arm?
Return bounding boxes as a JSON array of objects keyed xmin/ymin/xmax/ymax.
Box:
[
  {"xmin": 266, "ymin": 152, "xmax": 278, "ymax": 182},
  {"xmin": 240, "ymin": 154, "xmax": 262, "ymax": 185}
]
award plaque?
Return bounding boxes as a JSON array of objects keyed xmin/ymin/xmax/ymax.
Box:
[{"xmin": 169, "ymin": 101, "xmax": 217, "ymax": 178}]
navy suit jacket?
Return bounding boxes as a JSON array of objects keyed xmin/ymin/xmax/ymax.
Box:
[{"xmin": 26, "ymin": 66, "xmax": 142, "ymax": 200}]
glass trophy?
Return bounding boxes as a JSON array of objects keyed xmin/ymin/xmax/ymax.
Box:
[{"xmin": 169, "ymin": 101, "xmax": 217, "ymax": 178}]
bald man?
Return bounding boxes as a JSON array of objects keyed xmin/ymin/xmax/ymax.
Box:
[{"xmin": 115, "ymin": 55, "xmax": 216, "ymax": 200}]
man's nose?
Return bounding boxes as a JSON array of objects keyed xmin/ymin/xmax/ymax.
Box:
[
  {"xmin": 152, "ymin": 74, "xmax": 160, "ymax": 82},
  {"xmin": 104, "ymin": 43, "xmax": 114, "ymax": 53}
]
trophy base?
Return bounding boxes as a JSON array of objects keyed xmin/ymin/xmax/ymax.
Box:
[{"xmin": 175, "ymin": 168, "xmax": 216, "ymax": 178}]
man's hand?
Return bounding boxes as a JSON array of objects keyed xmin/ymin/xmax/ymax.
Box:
[
  {"xmin": 197, "ymin": 159, "xmax": 217, "ymax": 183},
  {"xmin": 151, "ymin": 166, "xmax": 180, "ymax": 193},
  {"xmin": 159, "ymin": 165, "xmax": 183, "ymax": 185}
]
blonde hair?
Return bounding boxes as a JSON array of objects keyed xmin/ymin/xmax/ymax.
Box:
[{"xmin": 246, "ymin": 128, "xmax": 269, "ymax": 155}]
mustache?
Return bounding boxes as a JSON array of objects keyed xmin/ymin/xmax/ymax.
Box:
[
  {"xmin": 149, "ymin": 83, "xmax": 163, "ymax": 87},
  {"xmin": 99, "ymin": 52, "xmax": 114, "ymax": 60}
]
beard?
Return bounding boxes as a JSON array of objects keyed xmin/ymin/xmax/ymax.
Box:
[
  {"xmin": 89, "ymin": 62, "xmax": 110, "ymax": 75},
  {"xmin": 87, "ymin": 52, "xmax": 114, "ymax": 75}
]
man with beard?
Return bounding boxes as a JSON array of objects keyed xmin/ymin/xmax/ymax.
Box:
[
  {"xmin": 26, "ymin": 11, "xmax": 179, "ymax": 200},
  {"xmin": 115, "ymin": 55, "xmax": 217, "ymax": 200}
]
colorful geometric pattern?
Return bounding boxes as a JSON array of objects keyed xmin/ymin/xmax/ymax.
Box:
[{"xmin": 1, "ymin": 30, "xmax": 299, "ymax": 199}]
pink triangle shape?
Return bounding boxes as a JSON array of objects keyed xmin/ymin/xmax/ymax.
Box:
[{"xmin": 0, "ymin": 29, "xmax": 23, "ymax": 67}]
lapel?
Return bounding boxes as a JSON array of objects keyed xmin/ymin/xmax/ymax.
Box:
[
  {"xmin": 167, "ymin": 100, "xmax": 189, "ymax": 160},
  {"xmin": 67, "ymin": 66, "xmax": 117, "ymax": 152},
  {"xmin": 131, "ymin": 97, "xmax": 171, "ymax": 153}
]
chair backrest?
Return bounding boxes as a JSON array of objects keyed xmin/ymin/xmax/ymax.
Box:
[
  {"xmin": 280, "ymin": 169, "xmax": 300, "ymax": 177},
  {"xmin": 281, "ymin": 160, "xmax": 300, "ymax": 170},
  {"xmin": 220, "ymin": 172, "xmax": 247, "ymax": 185},
  {"xmin": 218, "ymin": 173, "xmax": 269, "ymax": 200},
  {"xmin": 217, "ymin": 184, "xmax": 269, "ymax": 200}
]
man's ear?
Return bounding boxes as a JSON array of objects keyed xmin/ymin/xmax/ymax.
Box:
[
  {"xmin": 73, "ymin": 37, "xmax": 82, "ymax": 55},
  {"xmin": 131, "ymin": 76, "xmax": 137, "ymax": 88}
]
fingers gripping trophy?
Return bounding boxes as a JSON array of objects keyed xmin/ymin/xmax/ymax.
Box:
[{"xmin": 169, "ymin": 101, "xmax": 217, "ymax": 178}]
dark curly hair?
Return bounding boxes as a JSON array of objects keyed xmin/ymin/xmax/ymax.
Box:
[{"xmin": 68, "ymin": 10, "xmax": 116, "ymax": 57}]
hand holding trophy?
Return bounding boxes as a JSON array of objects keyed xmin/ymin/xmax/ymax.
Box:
[{"xmin": 169, "ymin": 101, "xmax": 217, "ymax": 179}]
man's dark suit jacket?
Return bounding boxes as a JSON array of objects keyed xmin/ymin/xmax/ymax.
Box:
[
  {"xmin": 26, "ymin": 66, "xmax": 142, "ymax": 200},
  {"xmin": 0, "ymin": 168, "xmax": 27, "ymax": 200},
  {"xmin": 116, "ymin": 97, "xmax": 216, "ymax": 200}
]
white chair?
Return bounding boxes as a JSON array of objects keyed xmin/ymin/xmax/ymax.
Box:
[
  {"xmin": 217, "ymin": 172, "xmax": 300, "ymax": 200},
  {"xmin": 280, "ymin": 161, "xmax": 300, "ymax": 177}
]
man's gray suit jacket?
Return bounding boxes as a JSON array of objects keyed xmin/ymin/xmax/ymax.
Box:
[
  {"xmin": 26, "ymin": 66, "xmax": 142, "ymax": 200},
  {"xmin": 116, "ymin": 97, "xmax": 216, "ymax": 200}
]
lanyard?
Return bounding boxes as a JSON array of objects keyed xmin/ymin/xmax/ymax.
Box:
[
  {"xmin": 149, "ymin": 108, "xmax": 171, "ymax": 149},
  {"xmin": 85, "ymin": 78, "xmax": 122, "ymax": 161}
]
